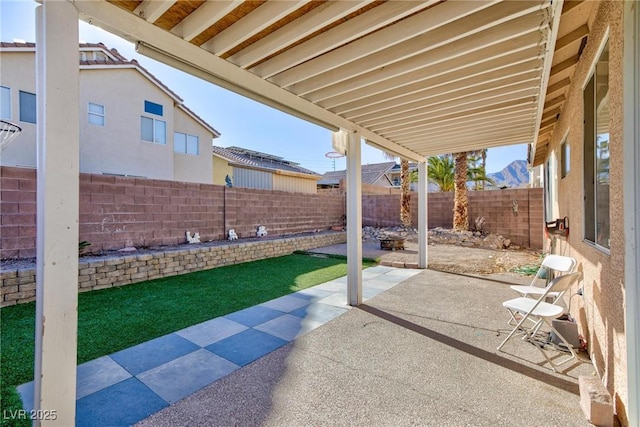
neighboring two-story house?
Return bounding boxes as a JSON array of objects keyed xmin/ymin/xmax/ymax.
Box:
[
  {"xmin": 0, "ymin": 42, "xmax": 219, "ymax": 184},
  {"xmin": 212, "ymin": 145, "xmax": 320, "ymax": 194},
  {"xmin": 318, "ymin": 161, "xmax": 396, "ymax": 190}
]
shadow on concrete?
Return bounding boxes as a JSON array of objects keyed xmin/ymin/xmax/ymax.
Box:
[{"xmin": 357, "ymin": 303, "xmax": 580, "ymax": 395}]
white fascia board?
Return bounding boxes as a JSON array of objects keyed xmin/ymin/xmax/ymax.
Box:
[
  {"xmin": 0, "ymin": 46, "xmax": 36, "ymax": 52},
  {"xmin": 73, "ymin": 0, "xmax": 424, "ymax": 163},
  {"xmin": 530, "ymin": 0, "xmax": 564, "ymax": 161}
]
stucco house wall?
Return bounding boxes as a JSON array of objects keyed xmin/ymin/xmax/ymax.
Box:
[
  {"xmin": 0, "ymin": 45, "xmax": 216, "ymax": 184},
  {"xmin": 78, "ymin": 67, "xmax": 174, "ymax": 180},
  {"xmin": 173, "ymin": 106, "xmax": 214, "ymax": 184},
  {"xmin": 0, "ymin": 51, "xmax": 37, "ymax": 168},
  {"xmin": 212, "ymin": 152, "xmax": 233, "ymax": 185},
  {"xmin": 542, "ymin": 1, "xmax": 628, "ymax": 423}
]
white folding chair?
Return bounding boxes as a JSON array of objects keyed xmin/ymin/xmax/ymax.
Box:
[
  {"xmin": 510, "ymin": 254, "xmax": 577, "ymax": 302},
  {"xmin": 497, "ymin": 272, "xmax": 582, "ymax": 372}
]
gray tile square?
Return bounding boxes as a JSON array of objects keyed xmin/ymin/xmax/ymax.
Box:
[
  {"xmin": 137, "ymin": 348, "xmax": 239, "ymax": 404},
  {"xmin": 364, "ymin": 278, "xmax": 399, "ymax": 291},
  {"xmin": 254, "ymin": 314, "xmax": 324, "ymax": 342},
  {"xmin": 16, "ymin": 356, "xmax": 132, "ymax": 410},
  {"xmin": 364, "ymin": 266, "xmax": 395, "ymax": 275},
  {"xmin": 225, "ymin": 305, "xmax": 286, "ymax": 327},
  {"xmin": 295, "ymin": 287, "xmax": 336, "ymax": 301},
  {"xmin": 77, "ymin": 356, "xmax": 132, "ymax": 399},
  {"xmin": 110, "ymin": 333, "xmax": 199, "ymax": 375},
  {"xmin": 315, "ymin": 293, "xmax": 350, "ymax": 309},
  {"xmin": 290, "ymin": 302, "xmax": 348, "ymax": 324},
  {"xmin": 259, "ymin": 294, "xmax": 310, "ymax": 313},
  {"xmin": 176, "ymin": 317, "xmax": 248, "ymax": 347},
  {"xmin": 314, "ymin": 280, "xmax": 346, "ymax": 293}
]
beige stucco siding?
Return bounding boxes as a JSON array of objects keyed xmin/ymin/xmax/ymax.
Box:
[
  {"xmin": 273, "ymin": 173, "xmax": 318, "ymax": 194},
  {"xmin": 0, "ymin": 51, "xmax": 37, "ymax": 168},
  {"xmin": 172, "ymin": 107, "xmax": 213, "ymax": 184},
  {"xmin": 0, "ymin": 50, "xmax": 215, "ymax": 184},
  {"xmin": 79, "ymin": 68, "xmax": 174, "ymax": 180},
  {"xmin": 544, "ymin": 1, "xmax": 627, "ymax": 423},
  {"xmin": 212, "ymin": 154, "xmax": 233, "ymax": 186}
]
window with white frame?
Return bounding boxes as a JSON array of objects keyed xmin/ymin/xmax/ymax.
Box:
[
  {"xmin": 88, "ymin": 102, "xmax": 105, "ymax": 126},
  {"xmin": 583, "ymin": 39, "xmax": 610, "ymax": 250},
  {"xmin": 19, "ymin": 90, "xmax": 36, "ymax": 124},
  {"xmin": 561, "ymin": 139, "xmax": 570, "ymax": 179},
  {"xmin": 0, "ymin": 86, "xmax": 11, "ymax": 120},
  {"xmin": 544, "ymin": 150, "xmax": 558, "ymax": 221},
  {"xmin": 141, "ymin": 116, "xmax": 166, "ymax": 144},
  {"xmin": 174, "ymin": 132, "xmax": 199, "ymax": 155}
]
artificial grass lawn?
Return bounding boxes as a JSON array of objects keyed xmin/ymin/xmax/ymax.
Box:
[{"xmin": 0, "ymin": 253, "xmax": 375, "ymax": 426}]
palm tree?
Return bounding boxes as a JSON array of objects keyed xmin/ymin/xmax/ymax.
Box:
[
  {"xmin": 453, "ymin": 151, "xmax": 469, "ymax": 231},
  {"xmin": 399, "ymin": 159, "xmax": 411, "ymax": 227},
  {"xmin": 426, "ymin": 155, "xmax": 455, "ymax": 191},
  {"xmin": 384, "ymin": 153, "xmax": 412, "ymax": 227}
]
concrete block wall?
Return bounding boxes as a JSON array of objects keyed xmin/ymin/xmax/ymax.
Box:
[
  {"xmin": 0, "ymin": 167, "xmax": 345, "ymax": 259},
  {"xmin": 224, "ymin": 187, "xmax": 344, "ymax": 238},
  {"xmin": 0, "ymin": 167, "xmax": 37, "ymax": 259},
  {"xmin": 0, "ymin": 231, "xmax": 346, "ymax": 306},
  {"xmin": 362, "ymin": 188, "xmax": 544, "ymax": 249}
]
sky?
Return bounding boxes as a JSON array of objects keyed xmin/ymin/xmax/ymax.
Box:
[{"xmin": 0, "ymin": 0, "xmax": 528, "ymax": 174}]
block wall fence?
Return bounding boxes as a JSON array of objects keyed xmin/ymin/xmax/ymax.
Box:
[
  {"xmin": 363, "ymin": 188, "xmax": 544, "ymax": 249},
  {"xmin": 1, "ymin": 166, "xmax": 543, "ymax": 260},
  {"xmin": 0, "ymin": 166, "xmax": 345, "ymax": 259}
]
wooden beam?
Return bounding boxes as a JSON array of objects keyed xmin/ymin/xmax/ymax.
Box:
[
  {"xmin": 555, "ymin": 24, "xmax": 589, "ymax": 51},
  {"xmin": 133, "ymin": 0, "xmax": 175, "ymax": 23},
  {"xmin": 549, "ymin": 54, "xmax": 580, "ymax": 77},
  {"xmin": 170, "ymin": 1, "xmax": 243, "ymax": 41},
  {"xmin": 252, "ymin": 0, "xmax": 435, "ymax": 78},
  {"xmin": 544, "ymin": 94, "xmax": 566, "ymax": 110},
  {"xmin": 541, "ymin": 107, "xmax": 561, "ymax": 121},
  {"xmin": 228, "ymin": 1, "xmax": 371, "ymax": 68},
  {"xmin": 546, "ymin": 77, "xmax": 571, "ymax": 94},
  {"xmin": 200, "ymin": 0, "xmax": 309, "ymax": 55}
]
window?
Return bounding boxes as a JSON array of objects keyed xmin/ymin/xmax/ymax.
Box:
[
  {"xmin": 561, "ymin": 139, "xmax": 570, "ymax": 178},
  {"xmin": 0, "ymin": 86, "xmax": 10, "ymax": 119},
  {"xmin": 174, "ymin": 132, "xmax": 199, "ymax": 155},
  {"xmin": 141, "ymin": 116, "xmax": 166, "ymax": 144},
  {"xmin": 544, "ymin": 151, "xmax": 558, "ymax": 221},
  {"xmin": 144, "ymin": 100, "xmax": 163, "ymax": 116},
  {"xmin": 88, "ymin": 102, "xmax": 105, "ymax": 126},
  {"xmin": 19, "ymin": 90, "xmax": 36, "ymax": 124},
  {"xmin": 583, "ymin": 40, "xmax": 610, "ymax": 250}
]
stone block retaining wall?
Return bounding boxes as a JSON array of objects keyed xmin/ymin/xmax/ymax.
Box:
[{"xmin": 0, "ymin": 232, "xmax": 346, "ymax": 307}]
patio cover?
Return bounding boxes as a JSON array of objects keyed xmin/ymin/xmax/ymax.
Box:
[{"xmin": 74, "ymin": 0, "xmax": 567, "ymax": 161}]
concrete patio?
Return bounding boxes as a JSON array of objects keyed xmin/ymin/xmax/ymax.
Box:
[{"xmin": 137, "ymin": 268, "xmax": 595, "ymax": 426}]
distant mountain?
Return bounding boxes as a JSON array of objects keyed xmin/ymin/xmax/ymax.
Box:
[{"xmin": 487, "ymin": 160, "xmax": 529, "ymax": 188}]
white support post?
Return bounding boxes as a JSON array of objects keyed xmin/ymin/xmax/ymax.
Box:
[
  {"xmin": 623, "ymin": 2, "xmax": 639, "ymax": 425},
  {"xmin": 34, "ymin": 2, "xmax": 80, "ymax": 425},
  {"xmin": 418, "ymin": 160, "xmax": 428, "ymax": 269},
  {"xmin": 345, "ymin": 129, "xmax": 362, "ymax": 306}
]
